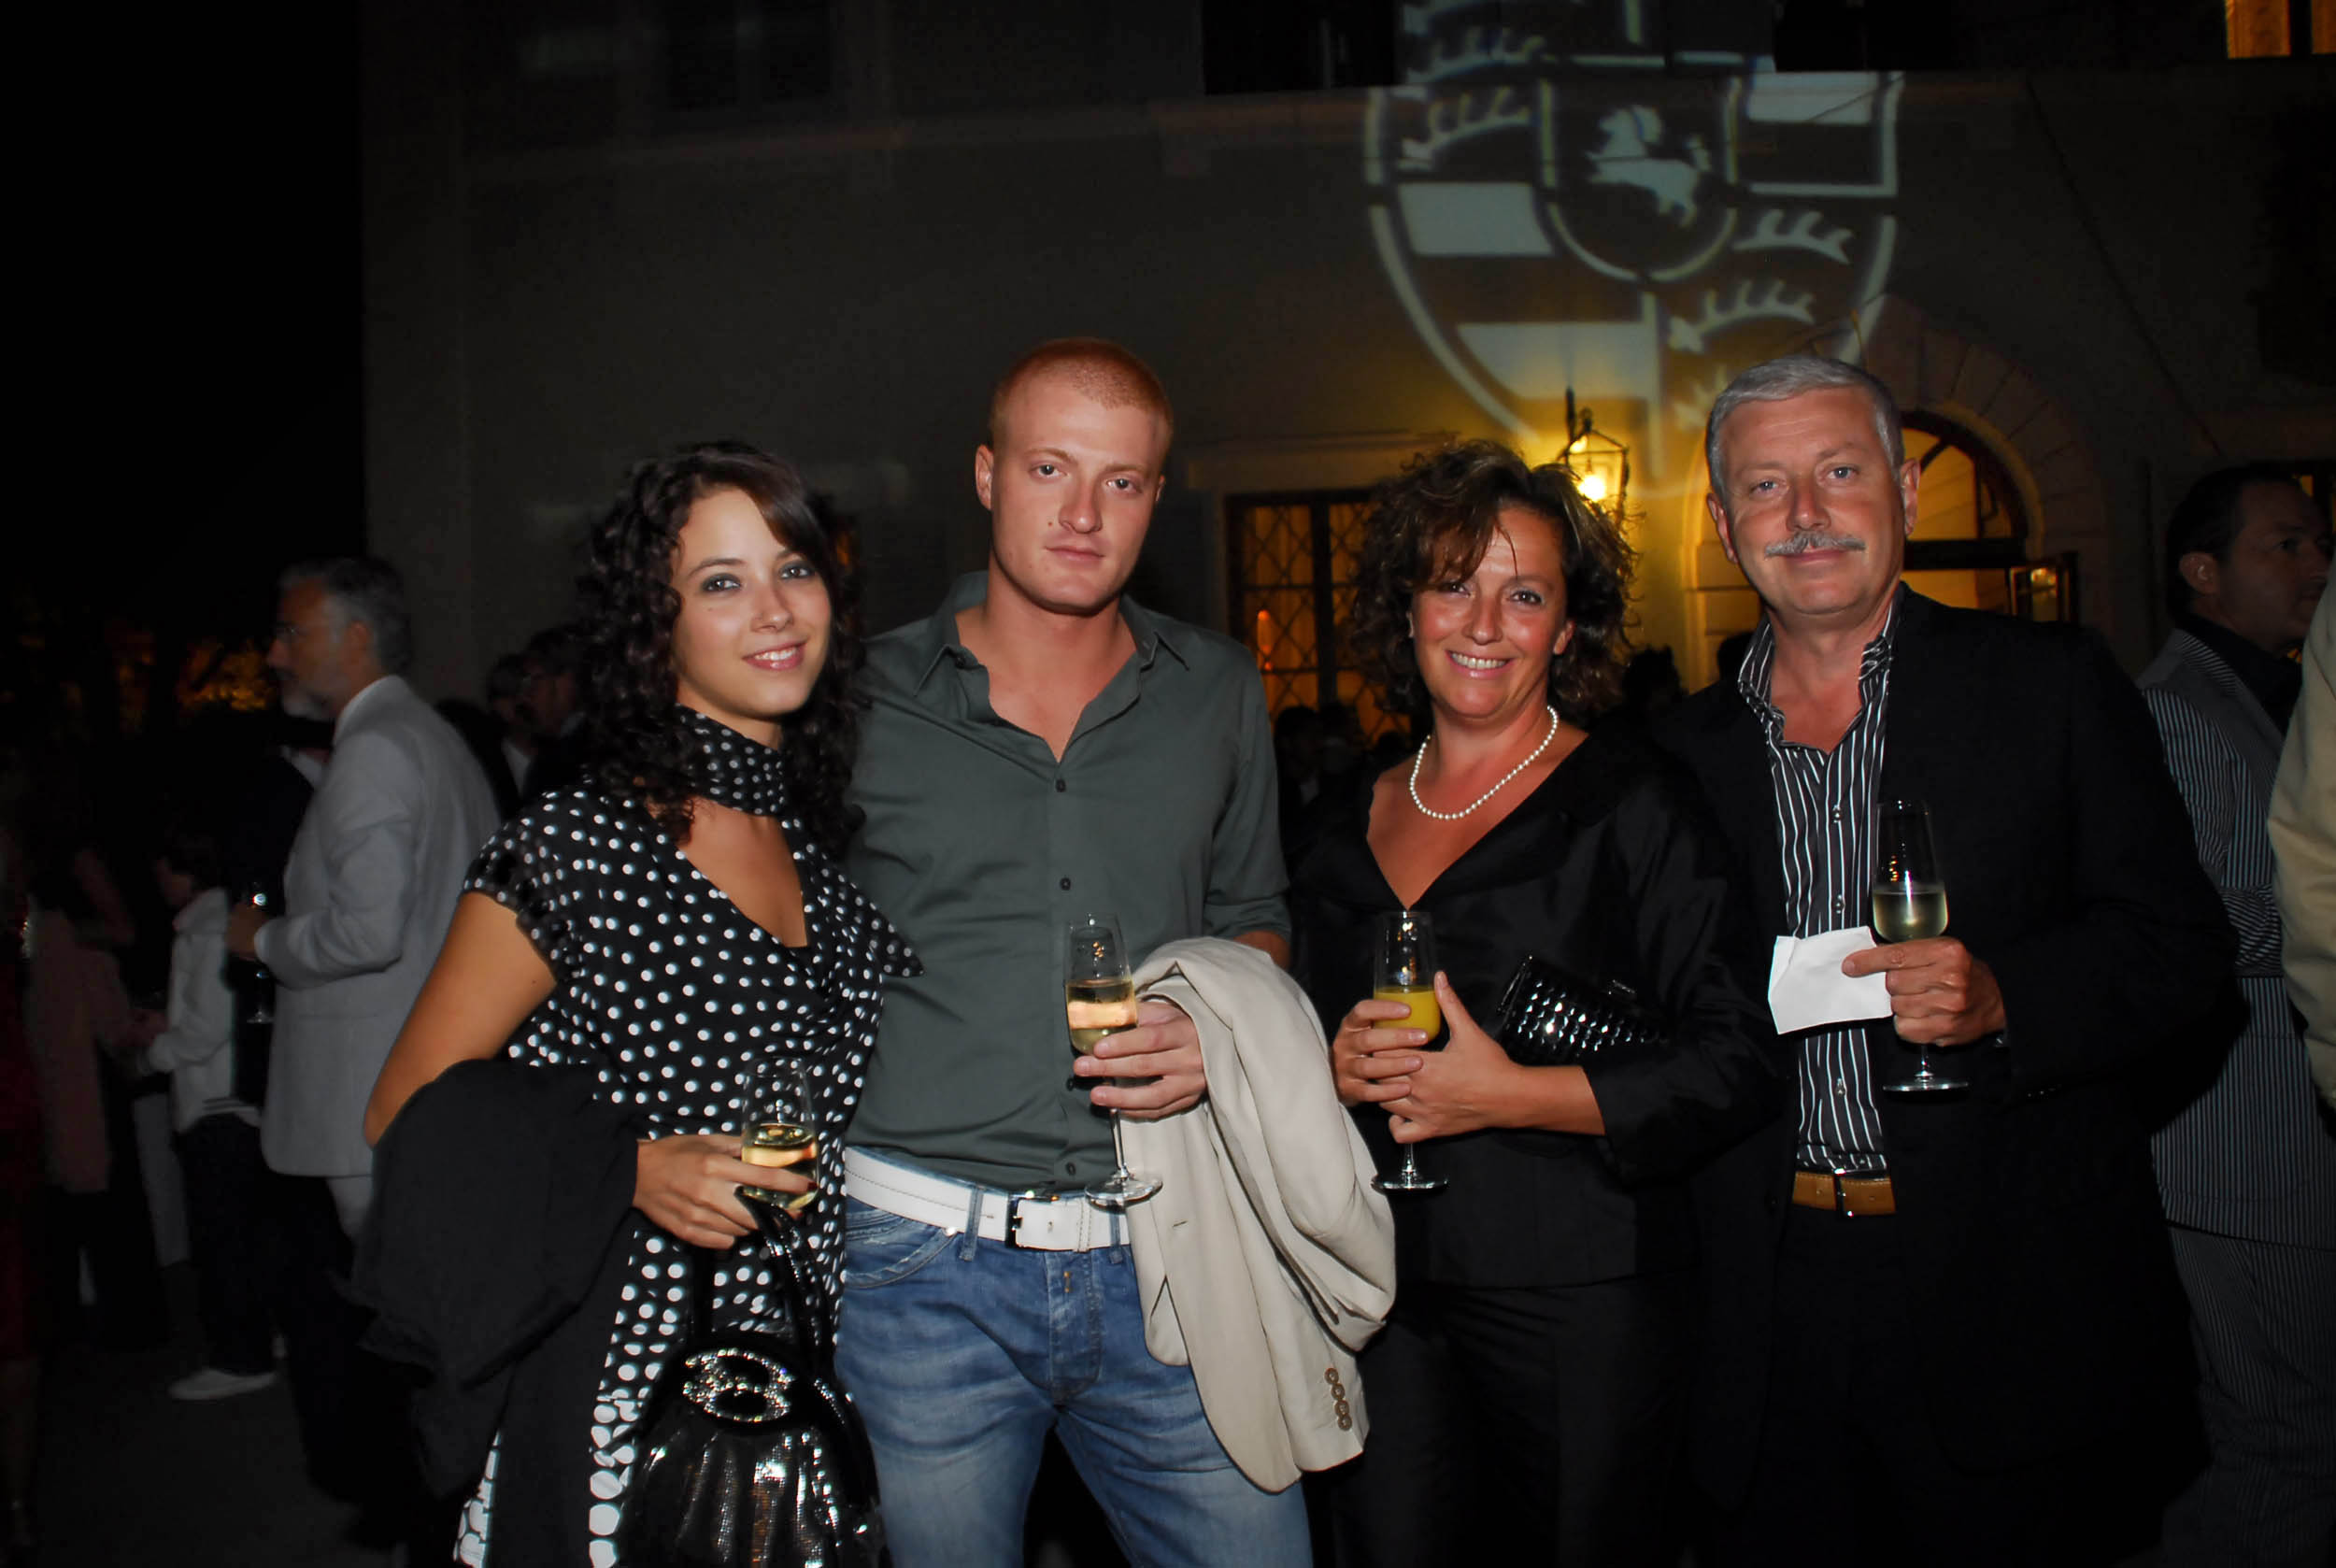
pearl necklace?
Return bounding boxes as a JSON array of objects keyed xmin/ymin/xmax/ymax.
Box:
[{"xmin": 1408, "ymin": 706, "xmax": 1561, "ymax": 821}]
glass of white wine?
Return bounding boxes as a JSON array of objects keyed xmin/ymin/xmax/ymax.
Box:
[
  {"xmin": 739, "ymin": 1056, "xmax": 819, "ymax": 1214},
  {"xmin": 1064, "ymin": 913, "xmax": 1161, "ymax": 1209},
  {"xmin": 1373, "ymin": 909, "xmax": 1447, "ymax": 1192},
  {"xmin": 1873, "ymin": 800, "xmax": 1966, "ymax": 1096}
]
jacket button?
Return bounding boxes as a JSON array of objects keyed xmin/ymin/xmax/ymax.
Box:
[
  {"xmin": 1337, "ymin": 1415, "xmax": 1353, "ymax": 1431},
  {"xmin": 1323, "ymin": 1368, "xmax": 1338, "ymax": 1384}
]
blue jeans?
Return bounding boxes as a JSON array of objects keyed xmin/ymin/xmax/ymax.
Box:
[{"xmin": 836, "ymin": 1198, "xmax": 1310, "ymax": 1568}]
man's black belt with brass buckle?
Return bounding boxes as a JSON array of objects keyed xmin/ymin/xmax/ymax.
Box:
[{"xmin": 1792, "ymin": 1168, "xmax": 1896, "ymax": 1217}]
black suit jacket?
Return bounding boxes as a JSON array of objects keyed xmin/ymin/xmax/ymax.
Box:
[{"xmin": 1656, "ymin": 592, "xmax": 2233, "ymax": 1497}]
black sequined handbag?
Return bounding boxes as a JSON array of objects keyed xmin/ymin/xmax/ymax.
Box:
[
  {"xmin": 619, "ymin": 1202, "xmax": 883, "ymax": 1567},
  {"xmin": 1490, "ymin": 954, "xmax": 1664, "ymax": 1067}
]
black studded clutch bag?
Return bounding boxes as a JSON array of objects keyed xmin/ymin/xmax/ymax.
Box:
[{"xmin": 1489, "ymin": 954, "xmax": 1664, "ymax": 1067}]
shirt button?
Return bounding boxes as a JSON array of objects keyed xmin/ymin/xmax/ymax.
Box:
[
  {"xmin": 1060, "ymin": 877, "xmax": 1072, "ymax": 891},
  {"xmin": 1834, "ymin": 1079, "xmax": 1848, "ymax": 1096}
]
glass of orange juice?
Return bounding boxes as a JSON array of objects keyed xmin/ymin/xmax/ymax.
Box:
[{"xmin": 1373, "ymin": 909, "xmax": 1446, "ymax": 1193}]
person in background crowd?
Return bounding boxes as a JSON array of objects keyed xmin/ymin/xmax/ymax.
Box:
[
  {"xmin": 226, "ymin": 557, "xmax": 496, "ymax": 1532},
  {"xmin": 228, "ymin": 556, "xmax": 499, "ymax": 1236},
  {"xmin": 2272, "ymin": 590, "xmax": 2336, "ymax": 1108},
  {"xmin": 1, "ymin": 820, "xmax": 44, "ymax": 1563},
  {"xmin": 435, "ymin": 698, "xmax": 520, "ymax": 820},
  {"xmin": 1614, "ymin": 646, "xmax": 1687, "ymax": 729},
  {"xmin": 128, "ymin": 820, "xmax": 279, "ymax": 1404},
  {"xmin": 2139, "ymin": 463, "xmax": 2334, "ymax": 1568},
  {"xmin": 841, "ymin": 338, "xmax": 1304, "ymax": 1566},
  {"xmin": 1315, "ymin": 700, "xmax": 1371, "ymax": 803},
  {"xmin": 1294, "ymin": 442, "xmax": 1779, "ymax": 1565},
  {"xmin": 1274, "ymin": 704, "xmax": 1328, "ymax": 874},
  {"xmin": 1712, "ymin": 628, "xmax": 1756, "ymax": 691},
  {"xmin": 486, "ymin": 650, "xmax": 534, "ymax": 806},
  {"xmin": 517, "ymin": 625, "xmax": 589, "ymax": 801},
  {"xmin": 1658, "ymin": 355, "xmax": 2233, "ymax": 1563},
  {"xmin": 21, "ymin": 830, "xmax": 163, "ymax": 1352}
]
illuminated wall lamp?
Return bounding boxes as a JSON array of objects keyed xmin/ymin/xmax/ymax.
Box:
[{"xmin": 1561, "ymin": 388, "xmax": 1630, "ymax": 514}]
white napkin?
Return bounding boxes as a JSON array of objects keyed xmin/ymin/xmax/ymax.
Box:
[{"xmin": 1768, "ymin": 927, "xmax": 1894, "ymax": 1034}]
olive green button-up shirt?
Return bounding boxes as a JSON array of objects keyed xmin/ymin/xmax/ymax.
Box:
[{"xmin": 844, "ymin": 572, "xmax": 1289, "ymax": 1192}]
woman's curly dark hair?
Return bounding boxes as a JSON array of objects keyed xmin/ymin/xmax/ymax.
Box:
[
  {"xmin": 579, "ymin": 441, "xmax": 865, "ymax": 854},
  {"xmin": 1351, "ymin": 440, "xmax": 1635, "ymax": 728}
]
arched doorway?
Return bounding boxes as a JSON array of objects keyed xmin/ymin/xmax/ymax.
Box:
[{"xmin": 1902, "ymin": 411, "xmax": 2076, "ymax": 622}]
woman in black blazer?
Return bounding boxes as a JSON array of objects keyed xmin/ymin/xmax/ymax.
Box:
[{"xmin": 1292, "ymin": 442, "xmax": 1783, "ymax": 1566}]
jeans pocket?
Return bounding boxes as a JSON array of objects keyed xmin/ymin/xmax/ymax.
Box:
[{"xmin": 841, "ymin": 1197, "xmax": 955, "ymax": 1289}]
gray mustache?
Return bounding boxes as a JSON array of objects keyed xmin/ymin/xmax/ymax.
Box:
[{"xmin": 1764, "ymin": 533, "xmax": 1867, "ymax": 558}]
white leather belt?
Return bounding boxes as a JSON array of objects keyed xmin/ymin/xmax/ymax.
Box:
[{"xmin": 844, "ymin": 1147, "xmax": 1127, "ymax": 1252}]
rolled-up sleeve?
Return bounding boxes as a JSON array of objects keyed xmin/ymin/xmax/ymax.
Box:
[
  {"xmin": 146, "ymin": 925, "xmax": 234, "ymax": 1074},
  {"xmin": 1204, "ymin": 663, "xmax": 1290, "ymax": 943}
]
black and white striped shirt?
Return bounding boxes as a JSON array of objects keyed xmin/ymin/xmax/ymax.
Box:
[{"xmin": 1739, "ymin": 592, "xmax": 1902, "ymax": 1174}]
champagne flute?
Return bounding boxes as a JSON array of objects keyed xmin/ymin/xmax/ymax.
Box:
[
  {"xmin": 739, "ymin": 1056, "xmax": 819, "ymax": 1213},
  {"xmin": 233, "ymin": 882, "xmax": 274, "ymax": 1025},
  {"xmin": 1873, "ymin": 800, "xmax": 1966, "ymax": 1096},
  {"xmin": 1373, "ymin": 909, "xmax": 1447, "ymax": 1193},
  {"xmin": 1064, "ymin": 913, "xmax": 1161, "ymax": 1209}
]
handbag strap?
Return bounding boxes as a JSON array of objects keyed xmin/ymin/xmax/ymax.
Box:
[{"xmin": 685, "ymin": 1199, "xmax": 834, "ymax": 1364}]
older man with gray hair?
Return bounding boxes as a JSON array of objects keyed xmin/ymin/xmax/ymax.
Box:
[
  {"xmin": 227, "ymin": 556, "xmax": 498, "ymax": 1233},
  {"xmin": 1658, "ymin": 355, "xmax": 2232, "ymax": 1562}
]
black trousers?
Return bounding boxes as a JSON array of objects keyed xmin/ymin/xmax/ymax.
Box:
[
  {"xmin": 37, "ymin": 1077, "xmax": 164, "ymax": 1348},
  {"xmin": 268, "ymin": 1172, "xmax": 381, "ymax": 1497},
  {"xmin": 1704, "ymin": 1205, "xmax": 2163, "ymax": 1568},
  {"xmin": 1325, "ymin": 1272, "xmax": 1691, "ymax": 1568},
  {"xmin": 175, "ymin": 1114, "xmax": 275, "ymax": 1375},
  {"xmin": 271, "ymin": 1173, "xmax": 446, "ymax": 1553}
]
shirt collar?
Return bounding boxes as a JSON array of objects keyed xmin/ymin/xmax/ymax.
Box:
[
  {"xmin": 333, "ymin": 674, "xmax": 401, "ymax": 739},
  {"xmin": 2176, "ymin": 613, "xmax": 2302, "ymax": 731},
  {"xmin": 907, "ymin": 570, "xmax": 1188, "ymax": 691},
  {"xmin": 1737, "ymin": 584, "xmax": 1904, "ymax": 726}
]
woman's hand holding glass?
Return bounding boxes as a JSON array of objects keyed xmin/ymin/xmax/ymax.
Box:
[
  {"xmin": 631, "ymin": 1133, "xmax": 813, "ymax": 1249},
  {"xmin": 1371, "ymin": 973, "xmax": 1531, "ymax": 1143},
  {"xmin": 1343, "ymin": 972, "xmax": 1605, "ymax": 1141},
  {"xmin": 1332, "ymin": 996, "xmax": 1432, "ymax": 1107}
]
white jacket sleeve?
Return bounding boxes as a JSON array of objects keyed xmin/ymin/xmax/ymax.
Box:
[
  {"xmin": 257, "ymin": 729, "xmax": 422, "ymax": 987},
  {"xmin": 145, "ymin": 922, "xmax": 234, "ymax": 1075}
]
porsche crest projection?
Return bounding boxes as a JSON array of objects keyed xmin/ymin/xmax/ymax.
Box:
[{"xmin": 1365, "ymin": 0, "xmax": 1904, "ymax": 475}]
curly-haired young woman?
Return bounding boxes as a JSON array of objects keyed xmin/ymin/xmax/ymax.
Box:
[
  {"xmin": 1289, "ymin": 441, "xmax": 1784, "ymax": 1565},
  {"xmin": 365, "ymin": 441, "xmax": 915, "ymax": 1564}
]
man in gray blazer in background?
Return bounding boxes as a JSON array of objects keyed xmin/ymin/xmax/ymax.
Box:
[
  {"xmin": 2141, "ymin": 465, "xmax": 2335, "ymax": 1568},
  {"xmin": 228, "ymin": 556, "xmax": 498, "ymax": 1237}
]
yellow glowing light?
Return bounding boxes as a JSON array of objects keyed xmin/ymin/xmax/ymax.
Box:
[{"xmin": 1576, "ymin": 471, "xmax": 1609, "ymax": 504}]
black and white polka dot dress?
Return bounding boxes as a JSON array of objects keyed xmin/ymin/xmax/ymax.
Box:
[{"xmin": 450, "ymin": 708, "xmax": 915, "ymax": 1567}]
